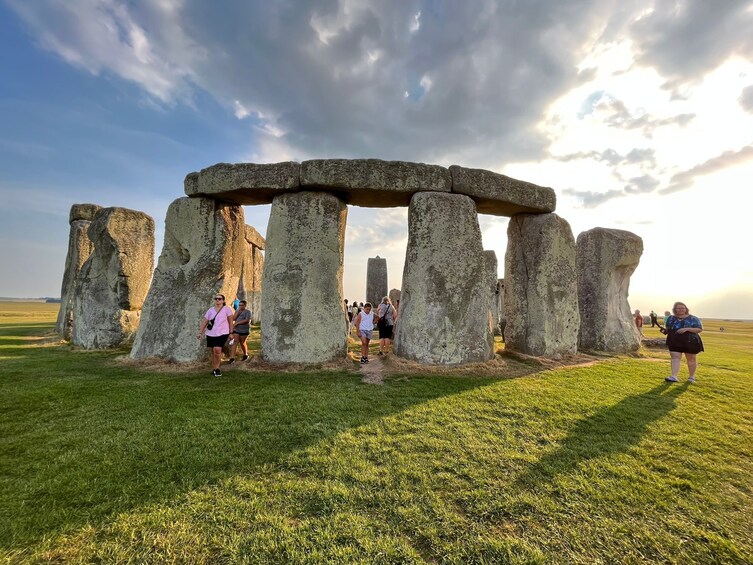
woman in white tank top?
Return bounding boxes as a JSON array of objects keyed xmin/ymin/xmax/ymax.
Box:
[{"xmin": 354, "ymin": 302, "xmax": 375, "ymax": 364}]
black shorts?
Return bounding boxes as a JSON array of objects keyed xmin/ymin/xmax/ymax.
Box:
[
  {"xmin": 206, "ymin": 334, "xmax": 229, "ymax": 348},
  {"xmin": 233, "ymin": 328, "xmax": 250, "ymax": 336},
  {"xmin": 378, "ymin": 323, "xmax": 394, "ymax": 339}
]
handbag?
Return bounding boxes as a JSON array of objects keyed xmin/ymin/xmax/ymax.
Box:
[
  {"xmin": 206, "ymin": 308, "xmax": 220, "ymax": 331},
  {"xmin": 376, "ymin": 304, "xmax": 391, "ymax": 330}
]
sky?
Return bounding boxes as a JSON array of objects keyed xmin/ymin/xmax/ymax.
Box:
[{"xmin": 0, "ymin": 0, "xmax": 752, "ymax": 319}]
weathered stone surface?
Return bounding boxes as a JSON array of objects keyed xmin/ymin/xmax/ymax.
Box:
[
  {"xmin": 184, "ymin": 162, "xmax": 301, "ymax": 205},
  {"xmin": 261, "ymin": 192, "xmax": 348, "ymax": 363},
  {"xmin": 496, "ymin": 278, "xmax": 505, "ymax": 336},
  {"xmin": 71, "ymin": 208, "xmax": 155, "ymax": 349},
  {"xmin": 56, "ymin": 217, "xmax": 97, "ymax": 339},
  {"xmin": 450, "ymin": 165, "xmax": 556, "ymax": 216},
  {"xmin": 394, "ymin": 193, "xmax": 494, "ymax": 364},
  {"xmin": 366, "ymin": 256, "xmax": 388, "ymax": 306},
  {"xmin": 483, "ymin": 250, "xmax": 498, "ymax": 337},
  {"xmin": 130, "ymin": 197, "xmax": 245, "ymax": 362},
  {"xmin": 577, "ymin": 228, "xmax": 644, "ymax": 352},
  {"xmin": 236, "ymin": 224, "xmax": 265, "ymax": 324},
  {"xmin": 250, "ymin": 247, "xmax": 264, "ymax": 324},
  {"xmin": 504, "ymin": 213, "xmax": 579, "ymax": 357},
  {"xmin": 389, "ymin": 288, "xmax": 401, "ymax": 307},
  {"xmin": 69, "ymin": 203, "xmax": 101, "ymax": 223},
  {"xmin": 245, "ymin": 224, "xmax": 266, "ymax": 250},
  {"xmin": 300, "ymin": 159, "xmax": 452, "ymax": 207}
]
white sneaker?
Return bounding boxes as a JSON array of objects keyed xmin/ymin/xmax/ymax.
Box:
[
  {"xmin": 665, "ymin": 376, "xmax": 679, "ymax": 382},
  {"xmin": 688, "ymin": 376, "xmax": 696, "ymax": 383}
]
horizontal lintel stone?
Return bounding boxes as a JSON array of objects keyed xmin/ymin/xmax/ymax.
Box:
[
  {"xmin": 300, "ymin": 159, "xmax": 451, "ymax": 207},
  {"xmin": 449, "ymin": 165, "xmax": 556, "ymax": 216},
  {"xmin": 184, "ymin": 162, "xmax": 301, "ymax": 205}
]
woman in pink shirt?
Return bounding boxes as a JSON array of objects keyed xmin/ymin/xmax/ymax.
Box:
[{"xmin": 197, "ymin": 293, "xmax": 234, "ymax": 377}]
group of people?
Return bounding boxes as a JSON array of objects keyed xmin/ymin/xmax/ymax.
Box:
[
  {"xmin": 350, "ymin": 297, "xmax": 398, "ymax": 364},
  {"xmin": 635, "ymin": 302, "xmax": 704, "ymax": 383},
  {"xmin": 198, "ymin": 294, "xmax": 703, "ymax": 383},
  {"xmin": 197, "ymin": 294, "xmax": 251, "ymax": 377}
]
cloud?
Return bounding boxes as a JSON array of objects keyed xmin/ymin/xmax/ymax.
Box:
[
  {"xmin": 584, "ymin": 93, "xmax": 695, "ymax": 135},
  {"xmin": 624, "ymin": 174, "xmax": 660, "ymax": 194},
  {"xmin": 630, "ymin": 0, "xmax": 753, "ymax": 91},
  {"xmin": 662, "ymin": 145, "xmax": 753, "ymax": 194},
  {"xmin": 740, "ymin": 85, "xmax": 753, "ymax": 113},
  {"xmin": 562, "ymin": 188, "xmax": 625, "ymax": 208},
  {"xmin": 551, "ymin": 147, "xmax": 655, "ymax": 168}
]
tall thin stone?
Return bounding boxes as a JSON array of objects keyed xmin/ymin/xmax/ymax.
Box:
[
  {"xmin": 130, "ymin": 197, "xmax": 245, "ymax": 362},
  {"xmin": 483, "ymin": 250, "xmax": 498, "ymax": 338},
  {"xmin": 366, "ymin": 256, "xmax": 388, "ymax": 306},
  {"xmin": 261, "ymin": 192, "xmax": 348, "ymax": 363},
  {"xmin": 56, "ymin": 203, "xmax": 101, "ymax": 339},
  {"xmin": 577, "ymin": 227, "xmax": 644, "ymax": 352},
  {"xmin": 251, "ymin": 246, "xmax": 264, "ymax": 324},
  {"xmin": 71, "ymin": 207, "xmax": 155, "ymax": 349},
  {"xmin": 394, "ymin": 192, "xmax": 494, "ymax": 364},
  {"xmin": 496, "ymin": 278, "xmax": 505, "ymax": 337},
  {"xmin": 504, "ymin": 213, "xmax": 580, "ymax": 357},
  {"xmin": 237, "ymin": 224, "xmax": 265, "ymax": 323}
]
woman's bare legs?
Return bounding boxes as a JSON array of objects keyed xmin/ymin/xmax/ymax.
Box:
[
  {"xmin": 685, "ymin": 353, "xmax": 697, "ymax": 379},
  {"xmin": 212, "ymin": 346, "xmax": 223, "ymax": 370},
  {"xmin": 670, "ymin": 351, "xmax": 682, "ymax": 378}
]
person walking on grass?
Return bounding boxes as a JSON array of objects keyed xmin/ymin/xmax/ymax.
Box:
[
  {"xmin": 227, "ymin": 300, "xmax": 251, "ymax": 364},
  {"xmin": 354, "ymin": 302, "xmax": 375, "ymax": 364},
  {"xmin": 663, "ymin": 301, "xmax": 704, "ymax": 384},
  {"xmin": 375, "ymin": 296, "xmax": 396, "ymax": 355},
  {"xmin": 634, "ymin": 309, "xmax": 644, "ymax": 337},
  {"xmin": 197, "ymin": 293, "xmax": 234, "ymax": 377}
]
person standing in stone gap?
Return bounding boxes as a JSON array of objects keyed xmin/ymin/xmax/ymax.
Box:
[
  {"xmin": 650, "ymin": 310, "xmax": 658, "ymax": 327},
  {"xmin": 198, "ymin": 293, "xmax": 234, "ymax": 377},
  {"xmin": 227, "ymin": 300, "xmax": 251, "ymax": 364},
  {"xmin": 349, "ymin": 300, "xmax": 361, "ymax": 336},
  {"xmin": 664, "ymin": 301, "xmax": 704, "ymax": 383},
  {"xmin": 375, "ymin": 296, "xmax": 396, "ymax": 355},
  {"xmin": 354, "ymin": 302, "xmax": 375, "ymax": 364}
]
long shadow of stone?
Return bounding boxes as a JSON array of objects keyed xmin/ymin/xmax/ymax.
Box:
[
  {"xmin": 516, "ymin": 382, "xmax": 688, "ymax": 489},
  {"xmin": 0, "ymin": 320, "xmax": 532, "ymax": 552}
]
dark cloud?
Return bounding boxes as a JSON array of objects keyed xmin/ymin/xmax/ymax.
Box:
[
  {"xmin": 662, "ymin": 145, "xmax": 753, "ymax": 194},
  {"xmin": 740, "ymin": 85, "xmax": 753, "ymax": 113},
  {"xmin": 630, "ymin": 0, "xmax": 753, "ymax": 90}
]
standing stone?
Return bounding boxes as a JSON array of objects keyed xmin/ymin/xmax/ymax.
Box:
[
  {"xmin": 130, "ymin": 197, "xmax": 245, "ymax": 362},
  {"xmin": 496, "ymin": 278, "xmax": 505, "ymax": 337},
  {"xmin": 366, "ymin": 256, "xmax": 388, "ymax": 306},
  {"xmin": 577, "ymin": 228, "xmax": 644, "ymax": 352},
  {"xmin": 504, "ymin": 213, "xmax": 579, "ymax": 357},
  {"xmin": 56, "ymin": 203, "xmax": 101, "ymax": 339},
  {"xmin": 236, "ymin": 224, "xmax": 265, "ymax": 324},
  {"xmin": 71, "ymin": 208, "xmax": 155, "ymax": 349},
  {"xmin": 261, "ymin": 192, "xmax": 347, "ymax": 363},
  {"xmin": 394, "ymin": 192, "xmax": 494, "ymax": 364},
  {"xmin": 251, "ymin": 247, "xmax": 264, "ymax": 324},
  {"xmin": 389, "ymin": 288, "xmax": 401, "ymax": 307},
  {"xmin": 483, "ymin": 250, "xmax": 499, "ymax": 338}
]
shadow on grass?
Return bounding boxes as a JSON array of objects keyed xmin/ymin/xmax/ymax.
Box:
[
  {"xmin": 0, "ymin": 320, "xmax": 525, "ymax": 552},
  {"xmin": 516, "ymin": 382, "xmax": 688, "ymax": 488}
]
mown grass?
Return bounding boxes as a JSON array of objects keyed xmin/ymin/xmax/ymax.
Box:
[{"xmin": 1, "ymin": 303, "xmax": 752, "ymax": 563}]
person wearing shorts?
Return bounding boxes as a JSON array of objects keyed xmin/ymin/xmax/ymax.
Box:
[
  {"xmin": 375, "ymin": 296, "xmax": 396, "ymax": 355},
  {"xmin": 198, "ymin": 293, "xmax": 234, "ymax": 377},
  {"xmin": 228, "ymin": 300, "xmax": 251, "ymax": 363},
  {"xmin": 354, "ymin": 302, "xmax": 375, "ymax": 364},
  {"xmin": 663, "ymin": 301, "xmax": 703, "ymax": 383}
]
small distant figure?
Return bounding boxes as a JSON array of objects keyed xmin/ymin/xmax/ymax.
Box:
[
  {"xmin": 354, "ymin": 302, "xmax": 375, "ymax": 365},
  {"xmin": 634, "ymin": 309, "xmax": 644, "ymax": 336},
  {"xmin": 720, "ymin": 327, "xmax": 725, "ymax": 332},
  {"xmin": 650, "ymin": 310, "xmax": 658, "ymax": 327},
  {"xmin": 663, "ymin": 310, "xmax": 672, "ymax": 326},
  {"xmin": 232, "ymin": 295, "xmax": 241, "ymax": 310}
]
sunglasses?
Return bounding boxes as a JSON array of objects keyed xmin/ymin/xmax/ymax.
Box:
[{"xmin": 214, "ymin": 297, "xmax": 223, "ymax": 300}]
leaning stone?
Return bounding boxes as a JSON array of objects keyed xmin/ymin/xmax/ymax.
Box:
[
  {"xmin": 56, "ymin": 214, "xmax": 98, "ymax": 339},
  {"xmin": 577, "ymin": 228, "xmax": 643, "ymax": 352},
  {"xmin": 389, "ymin": 288, "xmax": 401, "ymax": 307},
  {"xmin": 450, "ymin": 165, "xmax": 556, "ymax": 216},
  {"xmin": 394, "ymin": 192, "xmax": 494, "ymax": 364},
  {"xmin": 261, "ymin": 192, "xmax": 348, "ymax": 363},
  {"xmin": 245, "ymin": 224, "xmax": 266, "ymax": 250},
  {"xmin": 483, "ymin": 251, "xmax": 499, "ymax": 338},
  {"xmin": 301, "ymin": 159, "xmax": 451, "ymax": 207},
  {"xmin": 130, "ymin": 197, "xmax": 245, "ymax": 362},
  {"xmin": 69, "ymin": 203, "xmax": 101, "ymax": 223},
  {"xmin": 184, "ymin": 162, "xmax": 301, "ymax": 205},
  {"xmin": 504, "ymin": 213, "xmax": 579, "ymax": 357},
  {"xmin": 71, "ymin": 208, "xmax": 155, "ymax": 349},
  {"xmin": 366, "ymin": 256, "xmax": 388, "ymax": 306},
  {"xmin": 250, "ymin": 247, "xmax": 264, "ymax": 324},
  {"xmin": 496, "ymin": 278, "xmax": 505, "ymax": 336}
]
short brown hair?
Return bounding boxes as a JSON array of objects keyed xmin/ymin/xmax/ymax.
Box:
[{"xmin": 672, "ymin": 302, "xmax": 689, "ymax": 315}]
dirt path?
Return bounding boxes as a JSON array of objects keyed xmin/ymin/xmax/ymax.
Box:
[{"xmin": 360, "ymin": 356, "xmax": 385, "ymax": 384}]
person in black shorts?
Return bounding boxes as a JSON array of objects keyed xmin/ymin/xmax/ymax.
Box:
[
  {"xmin": 375, "ymin": 296, "xmax": 396, "ymax": 355},
  {"xmin": 228, "ymin": 300, "xmax": 251, "ymax": 363}
]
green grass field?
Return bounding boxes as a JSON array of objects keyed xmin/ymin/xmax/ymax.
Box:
[{"xmin": 1, "ymin": 303, "xmax": 752, "ymax": 563}]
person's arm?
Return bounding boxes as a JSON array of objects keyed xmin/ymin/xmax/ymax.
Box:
[
  {"xmin": 355, "ymin": 313, "xmax": 362, "ymax": 337},
  {"xmin": 226, "ymin": 308, "xmax": 234, "ymax": 332}
]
